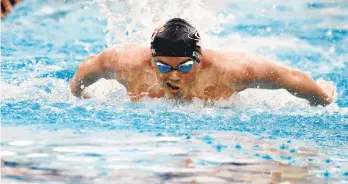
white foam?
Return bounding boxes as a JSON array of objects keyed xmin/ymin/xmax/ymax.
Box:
[
  {"xmin": 8, "ymin": 140, "xmax": 35, "ymax": 146},
  {"xmin": 81, "ymin": 78, "xmax": 127, "ymax": 100},
  {"xmin": 142, "ymin": 147, "xmax": 188, "ymax": 155},
  {"xmin": 40, "ymin": 6, "xmax": 55, "ymax": 14},
  {"xmin": 26, "ymin": 153, "xmax": 50, "ymax": 158},
  {"xmin": 57, "ymin": 155, "xmax": 99, "ymax": 163},
  {"xmin": 93, "ymin": 0, "xmax": 232, "ymax": 46},
  {"xmin": 149, "ymin": 166, "xmax": 209, "ymax": 174},
  {"xmin": 0, "ymin": 151, "xmax": 18, "ymax": 157},
  {"xmin": 53, "ymin": 146, "xmax": 121, "ymax": 155},
  {"xmin": 171, "ymin": 176, "xmax": 229, "ymax": 183},
  {"xmin": 0, "ymin": 78, "xmax": 71, "ymax": 103}
]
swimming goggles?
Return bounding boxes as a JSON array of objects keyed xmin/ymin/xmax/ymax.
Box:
[{"xmin": 153, "ymin": 58, "xmax": 196, "ymax": 73}]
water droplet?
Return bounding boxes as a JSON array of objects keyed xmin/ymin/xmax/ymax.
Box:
[
  {"xmin": 329, "ymin": 46, "xmax": 335, "ymax": 53},
  {"xmin": 324, "ymin": 171, "xmax": 330, "ymax": 178},
  {"xmin": 326, "ymin": 30, "xmax": 332, "ymax": 37},
  {"xmin": 239, "ymin": 114, "xmax": 251, "ymax": 122},
  {"xmin": 262, "ymin": 155, "xmax": 272, "ymax": 160},
  {"xmin": 215, "ymin": 144, "xmax": 227, "ymax": 152},
  {"xmin": 280, "ymin": 144, "xmax": 288, "ymax": 150},
  {"xmin": 235, "ymin": 144, "xmax": 242, "ymax": 149}
]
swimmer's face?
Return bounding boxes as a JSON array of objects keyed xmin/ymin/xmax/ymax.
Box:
[{"xmin": 153, "ymin": 56, "xmax": 199, "ymax": 98}]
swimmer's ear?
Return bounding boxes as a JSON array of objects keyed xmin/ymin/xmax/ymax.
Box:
[
  {"xmin": 150, "ymin": 61, "xmax": 155, "ymax": 68},
  {"xmin": 149, "ymin": 57, "xmax": 156, "ymax": 68}
]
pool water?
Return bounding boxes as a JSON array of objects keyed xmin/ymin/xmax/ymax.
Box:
[{"xmin": 1, "ymin": 0, "xmax": 347, "ymax": 183}]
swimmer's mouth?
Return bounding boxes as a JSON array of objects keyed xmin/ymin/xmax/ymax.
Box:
[{"xmin": 167, "ymin": 83, "xmax": 180, "ymax": 90}]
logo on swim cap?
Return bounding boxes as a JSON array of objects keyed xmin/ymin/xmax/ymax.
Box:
[
  {"xmin": 192, "ymin": 51, "xmax": 202, "ymax": 61},
  {"xmin": 188, "ymin": 30, "xmax": 200, "ymax": 41}
]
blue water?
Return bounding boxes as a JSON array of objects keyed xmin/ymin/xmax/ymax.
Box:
[{"xmin": 1, "ymin": 0, "xmax": 348, "ymax": 183}]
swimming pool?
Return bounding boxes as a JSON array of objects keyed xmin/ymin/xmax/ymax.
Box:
[{"xmin": 1, "ymin": 0, "xmax": 347, "ymax": 183}]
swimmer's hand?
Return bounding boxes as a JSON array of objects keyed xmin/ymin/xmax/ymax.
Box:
[
  {"xmin": 314, "ymin": 78, "xmax": 335, "ymax": 105},
  {"xmin": 70, "ymin": 48, "xmax": 117, "ymax": 98}
]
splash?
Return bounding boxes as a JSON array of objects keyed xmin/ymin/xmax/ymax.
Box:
[
  {"xmin": 91, "ymin": 0, "xmax": 347, "ymax": 73},
  {"xmin": 1, "ymin": 2, "xmax": 347, "ymax": 183},
  {"xmin": 92, "ymin": 0, "xmax": 234, "ymax": 46}
]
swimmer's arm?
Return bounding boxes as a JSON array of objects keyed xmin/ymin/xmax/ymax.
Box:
[
  {"xmin": 70, "ymin": 49, "xmax": 117, "ymax": 98},
  {"xmin": 245, "ymin": 59, "xmax": 333, "ymax": 106}
]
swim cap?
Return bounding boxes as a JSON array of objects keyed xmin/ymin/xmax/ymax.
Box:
[{"xmin": 151, "ymin": 18, "xmax": 202, "ymax": 62}]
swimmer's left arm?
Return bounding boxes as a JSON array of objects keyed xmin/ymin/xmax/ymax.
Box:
[{"xmin": 244, "ymin": 58, "xmax": 335, "ymax": 106}]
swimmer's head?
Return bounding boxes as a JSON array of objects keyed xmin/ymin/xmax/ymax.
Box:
[
  {"xmin": 151, "ymin": 18, "xmax": 202, "ymax": 62},
  {"xmin": 150, "ymin": 18, "xmax": 202, "ymax": 99}
]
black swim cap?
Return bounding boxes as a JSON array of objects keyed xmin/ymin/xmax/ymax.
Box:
[{"xmin": 151, "ymin": 18, "xmax": 202, "ymax": 62}]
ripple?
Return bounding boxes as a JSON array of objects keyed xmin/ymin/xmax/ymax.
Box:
[
  {"xmin": 26, "ymin": 153, "xmax": 50, "ymax": 158},
  {"xmin": 53, "ymin": 146, "xmax": 120, "ymax": 155},
  {"xmin": 198, "ymin": 154, "xmax": 260, "ymax": 165},
  {"xmin": 142, "ymin": 147, "xmax": 188, "ymax": 156},
  {"xmin": 56, "ymin": 155, "xmax": 100, "ymax": 163},
  {"xmin": 168, "ymin": 176, "xmax": 230, "ymax": 184}
]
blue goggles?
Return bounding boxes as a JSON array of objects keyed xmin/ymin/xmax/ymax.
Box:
[{"xmin": 153, "ymin": 58, "xmax": 196, "ymax": 73}]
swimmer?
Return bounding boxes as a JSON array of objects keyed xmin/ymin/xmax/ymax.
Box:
[
  {"xmin": 1, "ymin": 0, "xmax": 20, "ymax": 18},
  {"xmin": 70, "ymin": 18, "xmax": 335, "ymax": 106}
]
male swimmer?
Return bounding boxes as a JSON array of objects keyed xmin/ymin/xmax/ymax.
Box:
[{"xmin": 70, "ymin": 18, "xmax": 335, "ymax": 106}]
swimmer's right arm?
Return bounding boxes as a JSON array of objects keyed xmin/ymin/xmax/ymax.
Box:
[{"xmin": 70, "ymin": 48, "xmax": 117, "ymax": 98}]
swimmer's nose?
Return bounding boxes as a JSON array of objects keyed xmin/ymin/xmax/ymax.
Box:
[{"xmin": 168, "ymin": 70, "xmax": 181, "ymax": 82}]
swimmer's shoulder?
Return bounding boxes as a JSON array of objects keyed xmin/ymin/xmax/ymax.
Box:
[
  {"xmin": 201, "ymin": 49, "xmax": 261, "ymax": 80},
  {"xmin": 201, "ymin": 49, "xmax": 244, "ymax": 68},
  {"xmin": 101, "ymin": 43, "xmax": 151, "ymax": 70},
  {"xmin": 107, "ymin": 43, "xmax": 150, "ymax": 58},
  {"xmin": 202, "ymin": 49, "xmax": 259, "ymax": 67}
]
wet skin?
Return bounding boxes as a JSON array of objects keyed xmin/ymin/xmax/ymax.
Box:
[{"xmin": 70, "ymin": 43, "xmax": 335, "ymax": 106}]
